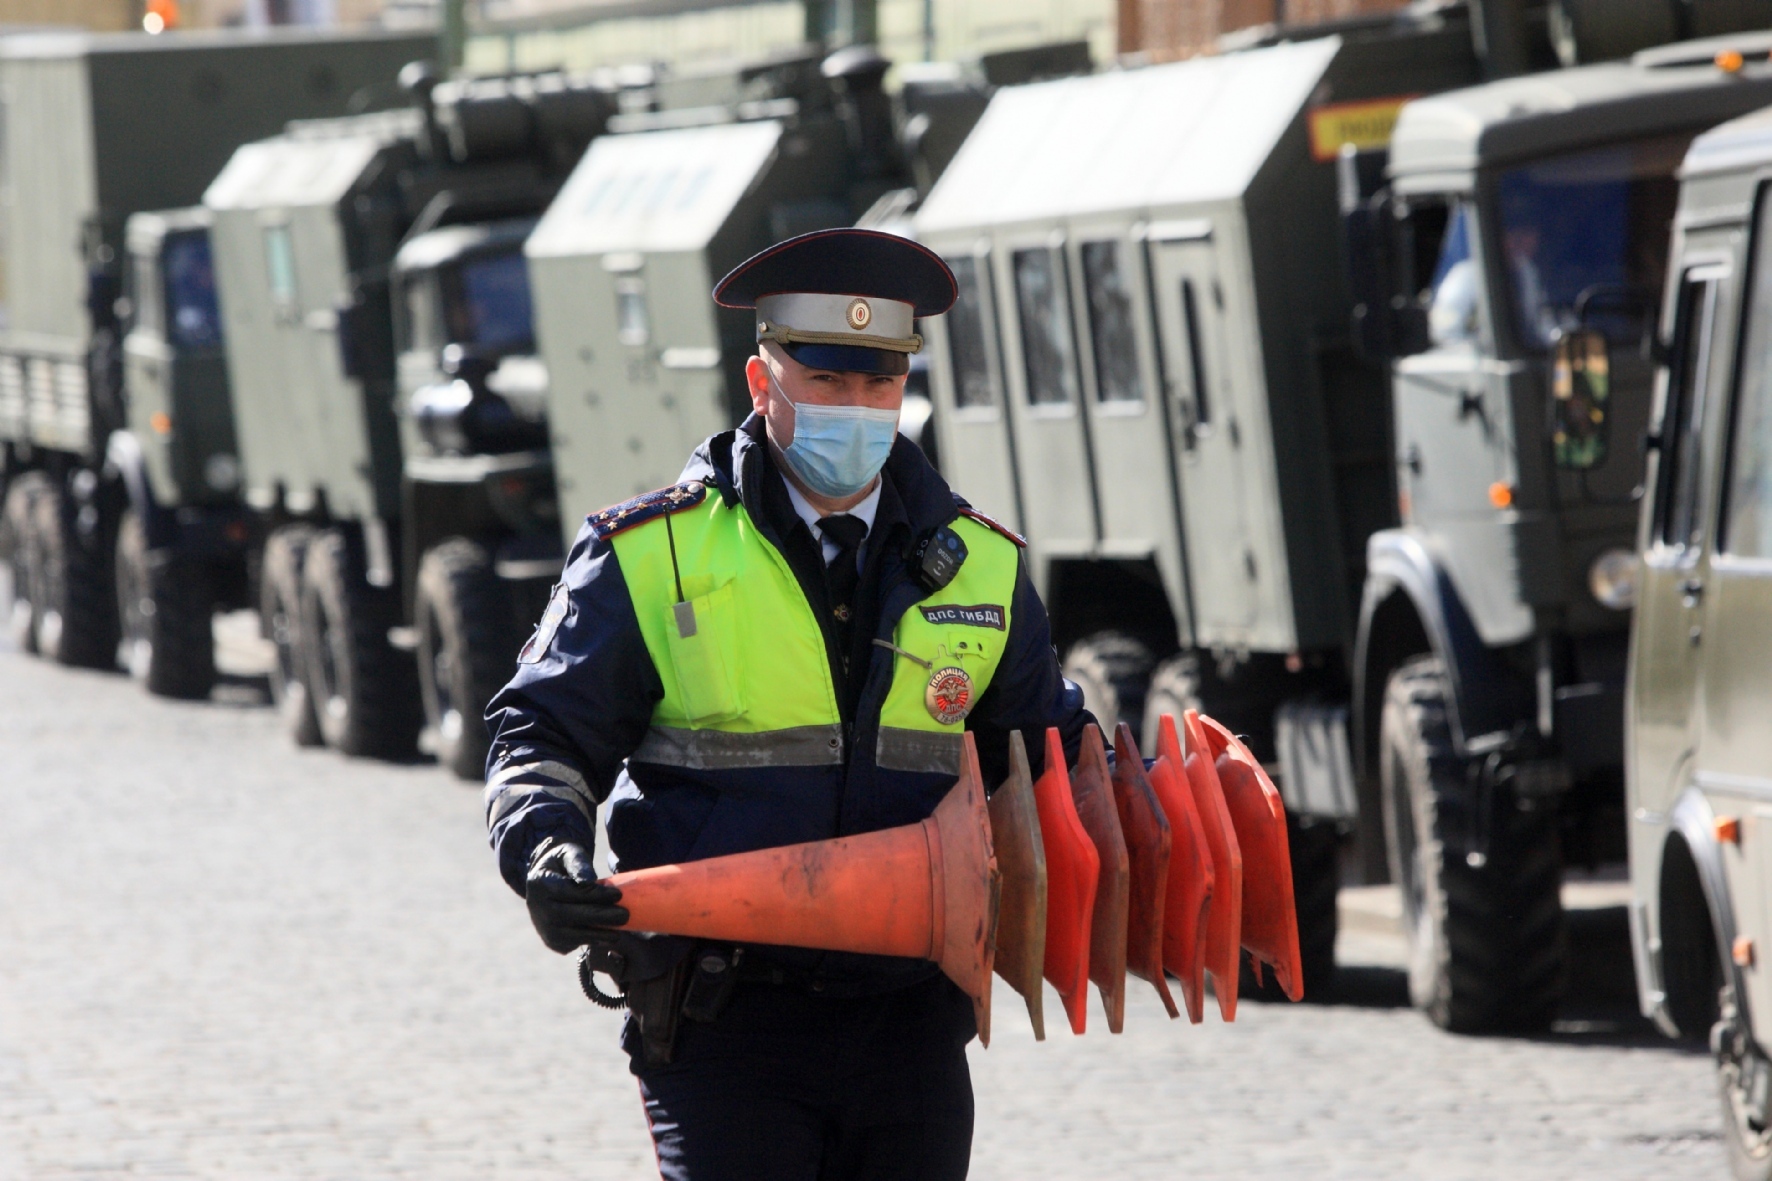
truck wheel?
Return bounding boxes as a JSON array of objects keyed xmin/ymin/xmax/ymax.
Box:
[
  {"xmin": 1062, "ymin": 631, "xmax": 1154, "ymax": 736},
  {"xmin": 1718, "ymin": 990, "xmax": 1772, "ymax": 1181},
  {"xmin": 1380, "ymin": 655, "xmax": 1566, "ymax": 1033},
  {"xmin": 416, "ymin": 538, "xmax": 518, "ymax": 781},
  {"xmin": 1243, "ymin": 813, "xmax": 1341, "ymax": 1001},
  {"xmin": 261, "ymin": 526, "xmax": 323, "ymax": 747},
  {"xmin": 115, "ymin": 508, "xmax": 215, "ymax": 700},
  {"xmin": 29, "ymin": 476, "xmax": 119, "ymax": 669},
  {"xmin": 300, "ymin": 527, "xmax": 420, "ymax": 759},
  {"xmin": 1, "ymin": 472, "xmax": 47, "ymax": 653}
]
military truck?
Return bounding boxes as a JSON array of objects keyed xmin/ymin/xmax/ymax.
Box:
[
  {"xmin": 1356, "ymin": 34, "xmax": 1772, "ymax": 1033},
  {"xmin": 0, "ymin": 28, "xmax": 431, "ymax": 690},
  {"xmin": 204, "ymin": 68, "xmax": 613, "ymax": 767},
  {"xmin": 912, "ymin": 15, "xmax": 1485, "ymax": 1002},
  {"xmin": 1627, "ymin": 97, "xmax": 1772, "ymax": 1176},
  {"xmin": 912, "ymin": 4, "xmax": 1772, "ymax": 1022},
  {"xmin": 527, "ymin": 44, "xmax": 993, "ymax": 527}
]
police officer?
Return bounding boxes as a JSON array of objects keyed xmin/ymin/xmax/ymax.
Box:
[{"xmin": 484, "ymin": 228, "xmax": 1092, "ymax": 1180}]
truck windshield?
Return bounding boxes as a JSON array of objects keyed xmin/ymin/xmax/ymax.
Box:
[
  {"xmin": 163, "ymin": 230, "xmax": 223, "ymax": 352},
  {"xmin": 1494, "ymin": 134, "xmax": 1689, "ymax": 352},
  {"xmin": 442, "ymin": 246, "xmax": 534, "ymax": 355}
]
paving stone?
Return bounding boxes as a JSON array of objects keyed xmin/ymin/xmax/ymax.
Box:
[{"xmin": 0, "ymin": 641, "xmax": 1726, "ymax": 1179}]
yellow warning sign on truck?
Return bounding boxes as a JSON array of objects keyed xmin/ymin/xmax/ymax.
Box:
[{"xmin": 1308, "ymin": 96, "xmax": 1417, "ymax": 162}]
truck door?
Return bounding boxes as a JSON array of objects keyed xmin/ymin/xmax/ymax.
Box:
[
  {"xmin": 1633, "ymin": 261, "xmax": 1727, "ymax": 806},
  {"xmin": 1146, "ymin": 226, "xmax": 1257, "ymax": 640},
  {"xmin": 1697, "ymin": 204, "xmax": 1772, "ymax": 1019},
  {"xmin": 931, "ymin": 248, "xmax": 1022, "ymax": 531},
  {"xmin": 1070, "ymin": 230, "xmax": 1192, "ymax": 646},
  {"xmin": 996, "ymin": 236, "xmax": 1100, "ymax": 556}
]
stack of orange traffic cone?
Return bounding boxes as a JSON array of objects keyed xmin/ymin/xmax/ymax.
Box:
[{"xmin": 590, "ymin": 713, "xmax": 1304, "ymax": 1045}]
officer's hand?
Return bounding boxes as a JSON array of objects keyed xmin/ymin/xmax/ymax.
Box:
[{"xmin": 524, "ymin": 838, "xmax": 629, "ymax": 954}]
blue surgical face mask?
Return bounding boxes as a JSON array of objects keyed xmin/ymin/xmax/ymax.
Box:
[{"xmin": 773, "ymin": 383, "xmax": 899, "ymax": 499}]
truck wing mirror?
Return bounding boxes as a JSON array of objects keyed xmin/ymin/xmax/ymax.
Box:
[{"xmin": 1552, "ymin": 328, "xmax": 1610, "ymax": 470}]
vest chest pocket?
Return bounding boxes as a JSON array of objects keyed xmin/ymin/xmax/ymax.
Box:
[{"xmin": 664, "ymin": 580, "xmax": 744, "ymax": 726}]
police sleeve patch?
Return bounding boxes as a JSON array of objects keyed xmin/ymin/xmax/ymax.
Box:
[
  {"xmin": 518, "ymin": 582, "xmax": 570, "ymax": 664},
  {"xmin": 586, "ymin": 480, "xmax": 708, "ymax": 542},
  {"xmin": 953, "ymin": 503, "xmax": 1026, "ymax": 548}
]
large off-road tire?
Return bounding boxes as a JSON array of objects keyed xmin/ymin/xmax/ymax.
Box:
[
  {"xmin": 1062, "ymin": 631, "xmax": 1155, "ymax": 736},
  {"xmin": 115, "ymin": 508, "xmax": 215, "ymax": 700},
  {"xmin": 28, "ymin": 475, "xmax": 119, "ymax": 668},
  {"xmin": 1242, "ymin": 813, "xmax": 1341, "ymax": 1001},
  {"xmin": 1380, "ymin": 655, "xmax": 1566, "ymax": 1033},
  {"xmin": 1, "ymin": 472, "xmax": 47, "ymax": 653},
  {"xmin": 1717, "ymin": 987, "xmax": 1772, "ymax": 1181},
  {"xmin": 300, "ymin": 527, "xmax": 421, "ymax": 759},
  {"xmin": 416, "ymin": 538, "xmax": 520, "ymax": 781},
  {"xmin": 261, "ymin": 526, "xmax": 323, "ymax": 747}
]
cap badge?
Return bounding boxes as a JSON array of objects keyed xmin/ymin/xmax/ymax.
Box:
[
  {"xmin": 847, "ymin": 299, "xmax": 872, "ymax": 330},
  {"xmin": 925, "ymin": 665, "xmax": 974, "ymax": 725}
]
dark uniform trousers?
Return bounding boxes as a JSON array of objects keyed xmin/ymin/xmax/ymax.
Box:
[{"xmin": 632, "ymin": 975, "xmax": 977, "ymax": 1181}]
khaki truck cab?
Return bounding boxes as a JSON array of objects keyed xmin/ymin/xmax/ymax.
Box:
[{"xmin": 1629, "ymin": 100, "xmax": 1772, "ymax": 1178}]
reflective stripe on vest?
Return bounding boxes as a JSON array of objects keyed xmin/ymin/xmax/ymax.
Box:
[{"xmin": 612, "ymin": 496, "xmax": 1018, "ymax": 773}]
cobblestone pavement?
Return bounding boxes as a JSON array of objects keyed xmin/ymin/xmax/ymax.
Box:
[{"xmin": 0, "ymin": 631, "xmax": 1728, "ymax": 1179}]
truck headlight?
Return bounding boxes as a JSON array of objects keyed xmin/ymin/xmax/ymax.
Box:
[
  {"xmin": 204, "ymin": 452, "xmax": 241, "ymax": 493},
  {"xmin": 1588, "ymin": 547, "xmax": 1636, "ymax": 610}
]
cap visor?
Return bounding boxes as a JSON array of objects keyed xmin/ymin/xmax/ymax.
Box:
[{"xmin": 783, "ymin": 342, "xmax": 910, "ymax": 376}]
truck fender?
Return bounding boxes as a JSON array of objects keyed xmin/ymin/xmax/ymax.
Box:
[
  {"xmin": 1353, "ymin": 527, "xmax": 1529, "ymax": 773},
  {"xmin": 1665, "ymin": 785, "xmax": 1750, "ymax": 1030},
  {"xmin": 104, "ymin": 430, "xmax": 174, "ymax": 550}
]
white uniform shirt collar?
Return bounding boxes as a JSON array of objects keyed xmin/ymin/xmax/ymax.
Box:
[{"xmin": 784, "ymin": 477, "xmax": 881, "ymax": 567}]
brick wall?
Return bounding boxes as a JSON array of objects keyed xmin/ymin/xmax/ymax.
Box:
[{"xmin": 1121, "ymin": 0, "xmax": 1410, "ymax": 59}]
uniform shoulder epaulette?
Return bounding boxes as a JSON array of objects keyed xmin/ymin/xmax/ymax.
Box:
[
  {"xmin": 587, "ymin": 480, "xmax": 708, "ymax": 541},
  {"xmin": 953, "ymin": 502, "xmax": 1026, "ymax": 548}
]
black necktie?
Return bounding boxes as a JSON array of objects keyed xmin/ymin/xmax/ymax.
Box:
[{"xmin": 820, "ymin": 513, "xmax": 867, "ymax": 661}]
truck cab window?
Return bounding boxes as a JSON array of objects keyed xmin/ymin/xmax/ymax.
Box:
[
  {"xmin": 944, "ymin": 254, "xmax": 996, "ymax": 410},
  {"xmin": 1494, "ymin": 135, "xmax": 1686, "ymax": 353},
  {"xmin": 162, "ymin": 231, "xmax": 221, "ymax": 352},
  {"xmin": 443, "ymin": 247, "xmax": 534, "ymax": 355},
  {"xmin": 1424, "ymin": 203, "xmax": 1478, "ymax": 348},
  {"xmin": 1080, "ymin": 239, "xmax": 1141, "ymax": 403},
  {"xmin": 1722, "ymin": 194, "xmax": 1772, "ymax": 558},
  {"xmin": 1655, "ymin": 268, "xmax": 1723, "ymax": 553},
  {"xmin": 1012, "ymin": 246, "xmax": 1079, "ymax": 407}
]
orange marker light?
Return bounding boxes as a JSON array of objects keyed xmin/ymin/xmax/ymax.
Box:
[
  {"xmin": 1735, "ymin": 936, "xmax": 1756, "ymax": 968},
  {"xmin": 1488, "ymin": 482, "xmax": 1514, "ymax": 509},
  {"xmin": 149, "ymin": 412, "xmax": 172, "ymax": 435},
  {"xmin": 1717, "ymin": 815, "xmax": 1741, "ymax": 845},
  {"xmin": 1717, "ymin": 49, "xmax": 1746, "ymax": 74}
]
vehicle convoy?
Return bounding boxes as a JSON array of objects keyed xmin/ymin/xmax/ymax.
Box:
[
  {"xmin": 203, "ymin": 67, "xmax": 614, "ymax": 771},
  {"xmin": 911, "ymin": 3, "xmax": 1772, "ymax": 1021},
  {"xmin": 1627, "ymin": 99, "xmax": 1772, "ymax": 1178},
  {"xmin": 0, "ymin": 27, "xmax": 430, "ymax": 692}
]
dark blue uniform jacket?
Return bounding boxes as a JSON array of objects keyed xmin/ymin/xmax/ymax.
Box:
[{"xmin": 484, "ymin": 416, "xmax": 1092, "ymax": 993}]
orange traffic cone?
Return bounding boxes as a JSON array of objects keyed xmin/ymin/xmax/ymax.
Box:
[
  {"xmin": 1199, "ymin": 715, "xmax": 1304, "ymax": 1002},
  {"xmin": 989, "ymin": 731, "xmax": 1048, "ymax": 1040},
  {"xmin": 1033, "ymin": 726, "xmax": 1097, "ymax": 1035},
  {"xmin": 1072, "ymin": 725, "xmax": 1129, "ymax": 1033},
  {"xmin": 606, "ymin": 731, "xmax": 1000, "ymax": 1045},
  {"xmin": 1183, "ymin": 709, "xmax": 1244, "ymax": 1022},
  {"xmin": 1111, "ymin": 723, "xmax": 1179, "ymax": 1019},
  {"xmin": 1151, "ymin": 713, "xmax": 1212, "ymax": 1023}
]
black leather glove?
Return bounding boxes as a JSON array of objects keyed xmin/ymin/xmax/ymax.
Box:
[{"xmin": 525, "ymin": 837, "xmax": 629, "ymax": 954}]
